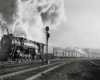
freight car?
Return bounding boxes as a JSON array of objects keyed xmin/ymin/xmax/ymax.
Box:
[{"xmin": 0, "ymin": 33, "xmax": 45, "ymax": 62}]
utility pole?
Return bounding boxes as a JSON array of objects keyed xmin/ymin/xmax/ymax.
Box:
[{"xmin": 45, "ymin": 26, "xmax": 50, "ymax": 64}]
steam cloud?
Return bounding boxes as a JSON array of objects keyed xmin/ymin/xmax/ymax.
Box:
[{"xmin": 0, "ymin": 0, "xmax": 66, "ymax": 42}]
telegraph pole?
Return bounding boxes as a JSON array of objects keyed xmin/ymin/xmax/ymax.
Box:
[{"xmin": 45, "ymin": 26, "xmax": 50, "ymax": 64}]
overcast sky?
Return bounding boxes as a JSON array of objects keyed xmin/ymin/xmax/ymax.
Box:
[{"xmin": 49, "ymin": 0, "xmax": 100, "ymax": 48}]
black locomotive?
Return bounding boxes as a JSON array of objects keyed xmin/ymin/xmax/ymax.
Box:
[{"xmin": 0, "ymin": 33, "xmax": 45, "ymax": 62}]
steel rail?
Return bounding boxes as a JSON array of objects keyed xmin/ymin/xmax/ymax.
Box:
[
  {"xmin": 25, "ymin": 62, "xmax": 67, "ymax": 80},
  {"xmin": 0, "ymin": 61, "xmax": 66, "ymax": 80}
]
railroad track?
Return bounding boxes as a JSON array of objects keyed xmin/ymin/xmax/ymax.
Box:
[
  {"xmin": 0, "ymin": 58, "xmax": 74, "ymax": 64},
  {"xmin": 0, "ymin": 61, "xmax": 42, "ymax": 76},
  {"xmin": 0, "ymin": 61, "xmax": 68, "ymax": 80},
  {"xmin": 0, "ymin": 58, "xmax": 71, "ymax": 70},
  {"xmin": 86, "ymin": 60, "xmax": 100, "ymax": 70},
  {"xmin": 0, "ymin": 58, "xmax": 78, "ymax": 80},
  {"xmin": 0, "ymin": 59, "xmax": 65, "ymax": 65}
]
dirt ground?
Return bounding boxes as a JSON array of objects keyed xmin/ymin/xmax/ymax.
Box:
[{"xmin": 35, "ymin": 59, "xmax": 100, "ymax": 80}]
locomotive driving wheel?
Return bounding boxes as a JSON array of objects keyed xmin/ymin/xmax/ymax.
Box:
[{"xmin": 8, "ymin": 45, "xmax": 16, "ymax": 62}]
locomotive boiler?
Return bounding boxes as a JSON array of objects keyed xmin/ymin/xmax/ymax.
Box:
[{"xmin": 0, "ymin": 33, "xmax": 45, "ymax": 62}]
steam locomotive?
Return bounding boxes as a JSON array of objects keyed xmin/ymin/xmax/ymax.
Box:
[
  {"xmin": 0, "ymin": 30, "xmax": 88, "ymax": 62},
  {"xmin": 0, "ymin": 33, "xmax": 45, "ymax": 62}
]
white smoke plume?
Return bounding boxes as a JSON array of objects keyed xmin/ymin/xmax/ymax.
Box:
[{"xmin": 0, "ymin": 0, "xmax": 66, "ymax": 42}]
